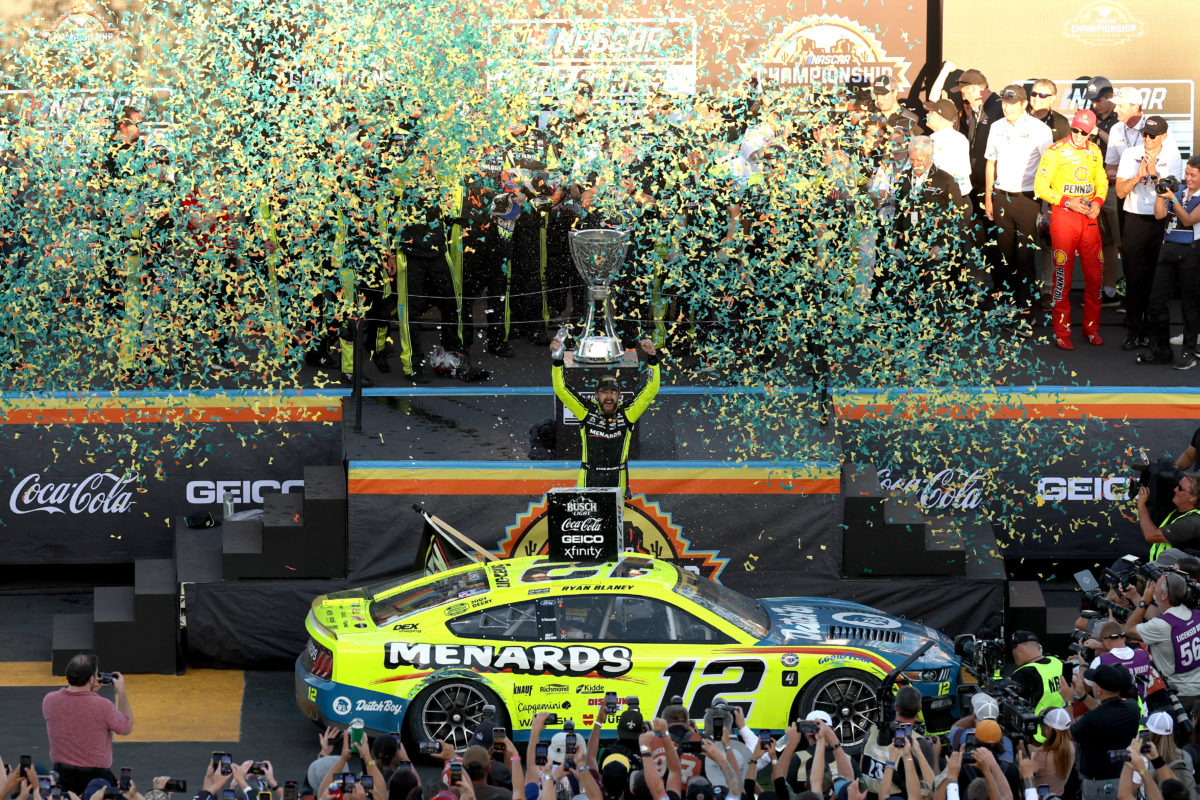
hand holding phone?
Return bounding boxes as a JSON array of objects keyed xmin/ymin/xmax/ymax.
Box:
[
  {"xmin": 120, "ymin": 768, "xmax": 132, "ymax": 792},
  {"xmin": 449, "ymin": 759, "xmax": 462, "ymax": 785},
  {"xmin": 535, "ymin": 743, "xmax": 548, "ymax": 766},
  {"xmin": 492, "ymin": 727, "xmax": 507, "ymax": 759}
]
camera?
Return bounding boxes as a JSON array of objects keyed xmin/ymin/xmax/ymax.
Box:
[
  {"xmin": 955, "ymin": 635, "xmax": 1007, "ymax": 681},
  {"xmin": 419, "ymin": 741, "xmax": 440, "ymax": 755},
  {"xmin": 992, "ymin": 682, "xmax": 1041, "ymax": 740},
  {"xmin": 249, "ymin": 763, "xmax": 266, "ymax": 776},
  {"xmin": 98, "ymin": 673, "xmax": 115, "ymax": 685},
  {"xmin": 1109, "ymin": 750, "xmax": 1132, "ymax": 763},
  {"xmin": 1156, "ymin": 175, "xmax": 1180, "ymax": 196}
]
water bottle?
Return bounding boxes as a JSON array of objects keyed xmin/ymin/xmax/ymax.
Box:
[{"xmin": 222, "ymin": 491, "xmax": 235, "ymax": 519}]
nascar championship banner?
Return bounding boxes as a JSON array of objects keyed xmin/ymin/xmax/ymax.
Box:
[
  {"xmin": 943, "ymin": 0, "xmax": 1196, "ymax": 154},
  {"xmin": 0, "ymin": 392, "xmax": 343, "ymax": 564}
]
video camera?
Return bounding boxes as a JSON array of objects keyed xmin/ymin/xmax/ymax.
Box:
[
  {"xmin": 1129, "ymin": 449, "xmax": 1184, "ymax": 521},
  {"xmin": 954, "ymin": 634, "xmax": 1007, "ymax": 683},
  {"xmin": 990, "ymin": 680, "xmax": 1042, "ymax": 741}
]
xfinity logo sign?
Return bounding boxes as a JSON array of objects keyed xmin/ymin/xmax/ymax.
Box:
[
  {"xmin": 186, "ymin": 479, "xmax": 303, "ymax": 504},
  {"xmin": 10, "ymin": 472, "xmax": 135, "ymax": 515}
]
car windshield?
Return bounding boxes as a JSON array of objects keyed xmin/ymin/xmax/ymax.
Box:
[
  {"xmin": 369, "ymin": 565, "xmax": 489, "ymax": 625},
  {"xmin": 673, "ymin": 567, "xmax": 770, "ymax": 639}
]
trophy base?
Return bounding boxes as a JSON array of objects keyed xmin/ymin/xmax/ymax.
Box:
[{"xmin": 572, "ymin": 336, "xmax": 625, "ymax": 364}]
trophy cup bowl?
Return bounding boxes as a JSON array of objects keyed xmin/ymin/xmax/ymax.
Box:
[{"xmin": 568, "ymin": 228, "xmax": 629, "ymax": 364}]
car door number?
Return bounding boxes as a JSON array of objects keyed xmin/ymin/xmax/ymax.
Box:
[{"xmin": 655, "ymin": 658, "xmax": 767, "ymax": 718}]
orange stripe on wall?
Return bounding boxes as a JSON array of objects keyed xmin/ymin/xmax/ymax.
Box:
[
  {"xmin": 348, "ymin": 477, "xmax": 838, "ymax": 496},
  {"xmin": 0, "ymin": 407, "xmax": 342, "ymax": 424}
]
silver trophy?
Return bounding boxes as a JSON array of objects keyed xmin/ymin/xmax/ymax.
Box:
[{"xmin": 568, "ymin": 228, "xmax": 629, "ymax": 364}]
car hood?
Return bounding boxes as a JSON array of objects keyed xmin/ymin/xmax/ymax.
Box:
[{"xmin": 756, "ymin": 597, "xmax": 955, "ymax": 661}]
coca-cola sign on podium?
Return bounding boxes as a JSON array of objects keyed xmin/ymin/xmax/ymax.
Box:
[
  {"xmin": 547, "ymin": 487, "xmax": 623, "ymax": 562},
  {"xmin": 9, "ymin": 471, "xmax": 136, "ymax": 515}
]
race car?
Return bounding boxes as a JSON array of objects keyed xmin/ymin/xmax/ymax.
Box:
[{"xmin": 296, "ymin": 555, "xmax": 962, "ymax": 750}]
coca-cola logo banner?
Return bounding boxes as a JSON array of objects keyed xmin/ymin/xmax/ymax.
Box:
[{"xmin": 9, "ymin": 471, "xmax": 136, "ymax": 515}]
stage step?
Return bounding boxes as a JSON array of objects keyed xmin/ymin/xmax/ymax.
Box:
[
  {"xmin": 51, "ymin": 613, "xmax": 94, "ymax": 675},
  {"xmin": 91, "ymin": 569, "xmax": 178, "ymax": 674},
  {"xmin": 841, "ymin": 463, "xmax": 967, "ymax": 578},
  {"xmin": 175, "ymin": 518, "xmax": 222, "ymax": 584}
]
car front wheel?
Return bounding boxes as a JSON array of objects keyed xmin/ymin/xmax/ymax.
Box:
[
  {"xmin": 795, "ymin": 668, "xmax": 882, "ymax": 751},
  {"xmin": 406, "ymin": 680, "xmax": 505, "ymax": 752}
]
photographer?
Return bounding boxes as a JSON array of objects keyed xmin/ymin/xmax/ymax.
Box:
[
  {"xmin": 317, "ymin": 729, "xmax": 388, "ymax": 800},
  {"xmin": 1127, "ymin": 573, "xmax": 1200, "ymax": 709},
  {"xmin": 950, "ymin": 695, "xmax": 1014, "ymax": 763},
  {"xmin": 860, "ymin": 687, "xmax": 934, "ymax": 798},
  {"xmin": 1147, "ymin": 156, "xmax": 1200, "ymax": 369},
  {"xmin": 42, "ymin": 654, "xmax": 133, "ymax": 795},
  {"xmin": 1138, "ymin": 474, "xmax": 1200, "ymax": 559},
  {"xmin": 778, "ymin": 714, "xmax": 854, "ymax": 798},
  {"xmin": 1085, "ymin": 620, "xmax": 1165, "ymax": 708},
  {"xmin": 1115, "ymin": 744, "xmax": 1164, "ymax": 800},
  {"xmin": 955, "ymin": 720, "xmax": 1020, "ymax": 800},
  {"xmin": 1070, "ymin": 664, "xmax": 1141, "ymax": 800},
  {"xmin": 1009, "ymin": 632, "xmax": 1069, "ymax": 716}
]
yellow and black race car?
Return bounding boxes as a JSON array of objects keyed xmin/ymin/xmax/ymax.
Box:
[{"xmin": 296, "ymin": 555, "xmax": 961, "ymax": 749}]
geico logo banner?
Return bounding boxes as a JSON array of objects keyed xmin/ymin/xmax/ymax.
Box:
[
  {"xmin": 1037, "ymin": 477, "xmax": 1129, "ymax": 502},
  {"xmin": 9, "ymin": 472, "xmax": 135, "ymax": 515},
  {"xmin": 186, "ymin": 479, "xmax": 304, "ymax": 504}
]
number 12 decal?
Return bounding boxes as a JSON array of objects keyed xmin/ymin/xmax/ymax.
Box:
[{"xmin": 656, "ymin": 659, "xmax": 767, "ymax": 719}]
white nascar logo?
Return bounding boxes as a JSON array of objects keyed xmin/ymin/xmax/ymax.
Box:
[
  {"xmin": 332, "ymin": 696, "xmax": 352, "ymax": 715},
  {"xmin": 831, "ymin": 612, "xmax": 901, "ymax": 629}
]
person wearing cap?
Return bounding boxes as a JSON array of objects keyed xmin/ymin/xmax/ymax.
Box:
[
  {"xmin": 1127, "ymin": 572, "xmax": 1200, "ymax": 707},
  {"xmin": 1144, "ymin": 710, "xmax": 1197, "ymax": 795},
  {"xmin": 1033, "ymin": 109, "xmax": 1108, "ymax": 349},
  {"xmin": 1136, "ymin": 470, "xmax": 1200, "ymax": 561},
  {"xmin": 550, "ymin": 337, "xmax": 660, "ymax": 492},
  {"xmin": 1082, "ymin": 76, "xmax": 1123, "ymax": 308},
  {"xmin": 953, "ymin": 68, "xmax": 1005, "ymax": 273},
  {"xmin": 872, "ymin": 74, "xmax": 920, "ymax": 135},
  {"xmin": 1146, "ymin": 155, "xmax": 1200, "ymax": 369},
  {"xmin": 1086, "ymin": 619, "xmax": 1164, "ymax": 708},
  {"xmin": 1115, "ymin": 114, "xmax": 1184, "ymax": 356},
  {"xmin": 1010, "ymin": 630, "xmax": 1070, "ymax": 716},
  {"xmin": 949, "ymin": 693, "xmax": 1015, "ymax": 763},
  {"xmin": 1027, "ymin": 707, "xmax": 1076, "ymax": 796},
  {"xmin": 955, "ymin": 718, "xmax": 1022, "ymax": 799},
  {"xmin": 926, "ymin": 99, "xmax": 972, "ymax": 197},
  {"xmin": 859, "ymin": 686, "xmax": 934, "ymax": 797},
  {"xmin": 984, "ymin": 84, "xmax": 1053, "ymax": 330},
  {"xmin": 1070, "ymin": 663, "xmax": 1140, "ymax": 799}
]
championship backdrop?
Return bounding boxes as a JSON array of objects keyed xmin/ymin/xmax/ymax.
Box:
[{"xmin": 943, "ymin": 0, "xmax": 1196, "ymax": 155}]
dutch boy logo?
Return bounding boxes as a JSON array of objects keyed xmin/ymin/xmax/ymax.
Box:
[{"xmin": 332, "ymin": 696, "xmax": 352, "ymax": 715}]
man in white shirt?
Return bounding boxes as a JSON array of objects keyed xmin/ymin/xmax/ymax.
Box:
[
  {"xmin": 926, "ymin": 99, "xmax": 972, "ymax": 196},
  {"xmin": 984, "ymin": 84, "xmax": 1053, "ymax": 329},
  {"xmin": 1115, "ymin": 115, "xmax": 1184, "ymax": 356},
  {"xmin": 1146, "ymin": 156, "xmax": 1200, "ymax": 369}
]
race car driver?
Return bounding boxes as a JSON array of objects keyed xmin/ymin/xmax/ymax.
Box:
[
  {"xmin": 550, "ymin": 338, "xmax": 660, "ymax": 493},
  {"xmin": 1034, "ymin": 109, "xmax": 1109, "ymax": 350}
]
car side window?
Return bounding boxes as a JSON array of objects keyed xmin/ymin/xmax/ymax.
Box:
[
  {"xmin": 447, "ymin": 600, "xmax": 539, "ymax": 641},
  {"xmin": 611, "ymin": 595, "xmax": 733, "ymax": 644},
  {"xmin": 544, "ymin": 595, "xmax": 612, "ymax": 641}
]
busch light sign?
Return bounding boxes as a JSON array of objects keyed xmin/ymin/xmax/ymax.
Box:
[{"xmin": 547, "ymin": 487, "xmax": 622, "ymax": 562}]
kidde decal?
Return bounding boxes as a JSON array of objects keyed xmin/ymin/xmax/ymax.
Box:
[{"xmin": 383, "ymin": 642, "xmax": 633, "ymax": 677}]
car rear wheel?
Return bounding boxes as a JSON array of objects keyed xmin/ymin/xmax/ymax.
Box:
[
  {"xmin": 794, "ymin": 668, "xmax": 881, "ymax": 751},
  {"xmin": 406, "ymin": 680, "xmax": 505, "ymax": 752}
]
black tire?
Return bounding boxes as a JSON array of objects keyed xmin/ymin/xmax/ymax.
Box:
[
  {"xmin": 405, "ymin": 679, "xmax": 506, "ymax": 752},
  {"xmin": 794, "ymin": 668, "xmax": 882, "ymax": 751}
]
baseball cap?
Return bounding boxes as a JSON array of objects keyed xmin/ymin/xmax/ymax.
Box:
[
  {"xmin": 618, "ymin": 708, "xmax": 644, "ymax": 743},
  {"xmin": 547, "ymin": 731, "xmax": 570, "ymax": 765},
  {"xmin": 596, "ymin": 375, "xmax": 620, "ymax": 393},
  {"xmin": 1070, "ymin": 109, "xmax": 1098, "ymax": 134},
  {"xmin": 469, "ymin": 721, "xmax": 496, "ymax": 748},
  {"xmin": 463, "ymin": 745, "xmax": 491, "ymax": 780},
  {"xmin": 926, "ymin": 98, "xmax": 958, "ymax": 122},
  {"xmin": 1112, "ymin": 87, "xmax": 1143, "ymax": 107},
  {"xmin": 971, "ymin": 692, "xmax": 1000, "ymax": 721},
  {"xmin": 688, "ymin": 778, "xmax": 715, "ymax": 800},
  {"xmin": 601, "ymin": 759, "xmax": 630, "ymax": 799},
  {"xmin": 83, "ymin": 780, "xmax": 112, "ymax": 800},
  {"xmin": 998, "ymin": 84, "xmax": 1027, "ymax": 103},
  {"xmin": 974, "ymin": 719, "xmax": 1003, "ymax": 744},
  {"xmin": 873, "ymin": 74, "xmax": 896, "ymax": 95},
  {"xmin": 1042, "ymin": 707, "xmax": 1072, "ymax": 731},
  {"xmin": 1084, "ymin": 663, "xmax": 1133, "ymax": 694},
  {"xmin": 805, "ymin": 709, "xmax": 833, "ymax": 726},
  {"xmin": 954, "ymin": 69, "xmax": 987, "ymax": 89},
  {"xmin": 1010, "ymin": 630, "xmax": 1039, "ymax": 646},
  {"xmin": 1144, "ymin": 115, "xmax": 1169, "ymax": 137},
  {"xmin": 1147, "ymin": 710, "xmax": 1174, "ymax": 736},
  {"xmin": 1085, "ymin": 76, "xmax": 1114, "ymax": 101}
]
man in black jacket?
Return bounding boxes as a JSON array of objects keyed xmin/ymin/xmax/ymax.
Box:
[
  {"xmin": 893, "ymin": 136, "xmax": 971, "ymax": 297},
  {"xmin": 955, "ymin": 69, "xmax": 1004, "ymax": 275},
  {"xmin": 1071, "ymin": 663, "xmax": 1140, "ymax": 800}
]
